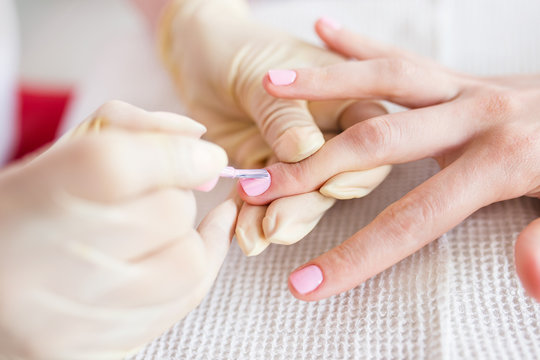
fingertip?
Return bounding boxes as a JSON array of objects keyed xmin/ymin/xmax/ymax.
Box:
[
  {"xmin": 262, "ymin": 73, "xmax": 272, "ymax": 90},
  {"xmin": 239, "ymin": 176, "xmax": 271, "ymax": 197},
  {"xmin": 288, "ymin": 275, "xmax": 312, "ymax": 301},
  {"xmin": 194, "ymin": 176, "xmax": 220, "ymax": 192},
  {"xmin": 236, "ymin": 167, "xmax": 277, "ymax": 205},
  {"xmin": 263, "ymin": 70, "xmax": 299, "ymax": 99},
  {"xmin": 236, "ymin": 181, "xmax": 270, "ymax": 205},
  {"xmin": 191, "ymin": 140, "xmax": 228, "ymax": 183},
  {"xmin": 262, "ymin": 73, "xmax": 286, "ymax": 98},
  {"xmin": 516, "ymin": 247, "xmax": 540, "ymax": 301},
  {"xmin": 288, "ymin": 278, "xmax": 312, "ymax": 301},
  {"xmin": 515, "ymin": 219, "xmax": 540, "ymax": 301},
  {"xmin": 238, "ymin": 158, "xmax": 328, "ymax": 208},
  {"xmin": 288, "ymin": 264, "xmax": 324, "ymax": 298},
  {"xmin": 237, "ymin": 163, "xmax": 296, "ymax": 205},
  {"xmin": 198, "ymin": 199, "xmax": 238, "ymax": 241},
  {"xmin": 267, "ymin": 69, "xmax": 297, "ymax": 86},
  {"xmin": 315, "ymin": 17, "xmax": 343, "ymax": 46},
  {"xmin": 319, "ymin": 16, "xmax": 343, "ymax": 31},
  {"xmin": 151, "ymin": 112, "xmax": 208, "ymax": 137},
  {"xmin": 264, "ymin": 68, "xmax": 331, "ymax": 102},
  {"xmin": 235, "ymin": 203, "xmax": 271, "ymax": 256},
  {"xmin": 196, "ymin": 139, "xmax": 228, "ymax": 168}
]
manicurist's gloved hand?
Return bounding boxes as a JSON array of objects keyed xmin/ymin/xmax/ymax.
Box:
[
  {"xmin": 241, "ymin": 19, "xmax": 540, "ymax": 302},
  {"xmin": 0, "ymin": 101, "xmax": 239, "ymax": 359},
  {"xmin": 158, "ymin": 0, "xmax": 391, "ymax": 255}
]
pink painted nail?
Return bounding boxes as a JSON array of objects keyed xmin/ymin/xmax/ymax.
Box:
[
  {"xmin": 320, "ymin": 16, "xmax": 342, "ymax": 30},
  {"xmin": 289, "ymin": 265, "xmax": 323, "ymax": 294},
  {"xmin": 239, "ymin": 177, "xmax": 271, "ymax": 197},
  {"xmin": 268, "ymin": 69, "xmax": 297, "ymax": 86},
  {"xmin": 195, "ymin": 177, "xmax": 219, "ymax": 192}
]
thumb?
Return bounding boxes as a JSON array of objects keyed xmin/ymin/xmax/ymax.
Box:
[
  {"xmin": 249, "ymin": 77, "xmax": 325, "ymax": 163},
  {"xmin": 198, "ymin": 198, "xmax": 241, "ymax": 272},
  {"xmin": 515, "ymin": 217, "xmax": 540, "ymax": 302}
]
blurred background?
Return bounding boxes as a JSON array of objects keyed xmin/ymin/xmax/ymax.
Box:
[
  {"xmin": 3, "ymin": 0, "xmax": 144, "ymax": 163},
  {"xmin": 18, "ymin": 0, "xmax": 139, "ymax": 88}
]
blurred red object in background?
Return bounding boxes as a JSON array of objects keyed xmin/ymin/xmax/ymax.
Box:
[{"xmin": 11, "ymin": 85, "xmax": 71, "ymax": 161}]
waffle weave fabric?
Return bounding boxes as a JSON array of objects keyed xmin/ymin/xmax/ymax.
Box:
[{"xmin": 130, "ymin": 159, "xmax": 540, "ymax": 359}]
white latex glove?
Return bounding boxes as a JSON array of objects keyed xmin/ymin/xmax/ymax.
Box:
[
  {"xmin": 0, "ymin": 101, "xmax": 239, "ymax": 360},
  {"xmin": 159, "ymin": 0, "xmax": 391, "ymax": 255}
]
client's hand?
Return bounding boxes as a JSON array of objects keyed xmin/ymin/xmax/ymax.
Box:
[
  {"xmin": 159, "ymin": 1, "xmax": 391, "ymax": 255},
  {"xmin": 241, "ymin": 19, "xmax": 540, "ymax": 302},
  {"xmin": 0, "ymin": 101, "xmax": 238, "ymax": 359}
]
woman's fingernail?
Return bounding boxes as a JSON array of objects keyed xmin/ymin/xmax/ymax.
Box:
[
  {"xmin": 289, "ymin": 265, "xmax": 323, "ymax": 295},
  {"xmin": 268, "ymin": 69, "xmax": 297, "ymax": 86},
  {"xmin": 195, "ymin": 177, "xmax": 219, "ymax": 192},
  {"xmin": 320, "ymin": 16, "xmax": 342, "ymax": 30},
  {"xmin": 239, "ymin": 177, "xmax": 271, "ymax": 197}
]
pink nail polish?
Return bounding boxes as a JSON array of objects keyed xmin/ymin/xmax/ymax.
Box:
[
  {"xmin": 320, "ymin": 16, "xmax": 342, "ymax": 30},
  {"xmin": 239, "ymin": 176, "xmax": 271, "ymax": 197},
  {"xmin": 195, "ymin": 177, "xmax": 219, "ymax": 192},
  {"xmin": 268, "ymin": 69, "xmax": 297, "ymax": 86},
  {"xmin": 289, "ymin": 265, "xmax": 323, "ymax": 295}
]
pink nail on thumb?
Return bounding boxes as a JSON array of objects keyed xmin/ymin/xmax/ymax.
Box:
[{"xmin": 239, "ymin": 177, "xmax": 271, "ymax": 197}]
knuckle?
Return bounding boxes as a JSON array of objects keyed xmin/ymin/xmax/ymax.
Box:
[
  {"xmin": 474, "ymin": 89, "xmax": 521, "ymax": 120},
  {"xmin": 345, "ymin": 116, "xmax": 398, "ymax": 164},
  {"xmin": 375, "ymin": 58, "xmax": 417, "ymax": 98},
  {"xmin": 330, "ymin": 240, "xmax": 366, "ymax": 270},
  {"xmin": 483, "ymin": 127, "xmax": 539, "ymax": 196},
  {"xmin": 380, "ymin": 58, "xmax": 414, "ymax": 79},
  {"xmin": 488, "ymin": 127, "xmax": 533, "ymax": 161},
  {"xmin": 317, "ymin": 66, "xmax": 331, "ymax": 87},
  {"xmin": 383, "ymin": 190, "xmax": 438, "ymax": 245}
]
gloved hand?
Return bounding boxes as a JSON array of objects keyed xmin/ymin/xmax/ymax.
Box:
[
  {"xmin": 0, "ymin": 101, "xmax": 239, "ymax": 359},
  {"xmin": 159, "ymin": 1, "xmax": 391, "ymax": 255}
]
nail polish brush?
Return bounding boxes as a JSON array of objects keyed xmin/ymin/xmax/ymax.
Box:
[
  {"xmin": 223, "ymin": 166, "xmax": 271, "ymax": 196},
  {"xmin": 196, "ymin": 167, "xmax": 271, "ymax": 194},
  {"xmin": 219, "ymin": 166, "xmax": 270, "ymax": 179}
]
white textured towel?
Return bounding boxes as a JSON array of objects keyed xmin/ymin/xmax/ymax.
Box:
[{"xmin": 129, "ymin": 159, "xmax": 540, "ymax": 359}]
